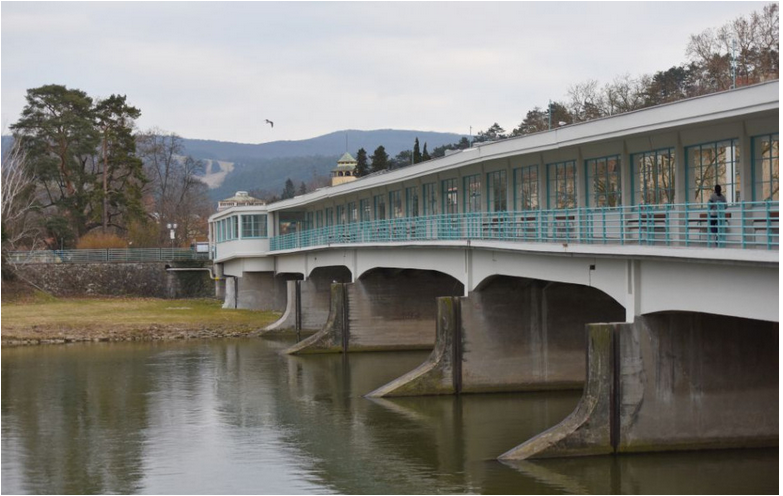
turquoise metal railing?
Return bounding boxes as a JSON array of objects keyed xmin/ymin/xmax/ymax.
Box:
[
  {"xmin": 270, "ymin": 201, "xmax": 779, "ymax": 252},
  {"xmin": 4, "ymin": 248, "xmax": 207, "ymax": 264}
]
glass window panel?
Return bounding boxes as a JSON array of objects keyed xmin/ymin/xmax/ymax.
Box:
[
  {"xmin": 586, "ymin": 155, "xmax": 621, "ymax": 207},
  {"xmin": 463, "ymin": 175, "xmax": 481, "ymax": 213},
  {"xmin": 487, "ymin": 170, "xmax": 507, "ymax": 212},
  {"xmin": 389, "ymin": 190, "xmax": 403, "ymax": 218},
  {"xmin": 514, "ymin": 165, "xmax": 539, "ymax": 210},
  {"xmin": 753, "ymin": 134, "xmax": 779, "ymax": 201},
  {"xmin": 631, "ymin": 148, "xmax": 676, "ymax": 205},
  {"xmin": 547, "ymin": 160, "xmax": 577, "ymax": 209},
  {"xmin": 442, "ymin": 178, "xmax": 458, "ymax": 215},
  {"xmin": 359, "ymin": 199, "xmax": 371, "ymax": 222},
  {"xmin": 325, "ymin": 208, "xmax": 334, "ymax": 227},
  {"xmin": 374, "ymin": 195, "xmax": 386, "ymax": 220},
  {"xmin": 686, "ymin": 139, "xmax": 740, "ymax": 203},
  {"xmin": 406, "ymin": 187, "xmax": 419, "ymax": 217},
  {"xmin": 422, "ymin": 183, "xmax": 438, "ymax": 216},
  {"xmin": 347, "ymin": 202, "xmax": 358, "ymax": 223}
]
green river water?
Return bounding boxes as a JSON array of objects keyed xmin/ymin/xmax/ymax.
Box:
[{"xmin": 1, "ymin": 338, "xmax": 777, "ymax": 494}]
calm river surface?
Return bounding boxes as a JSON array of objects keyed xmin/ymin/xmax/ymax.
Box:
[{"xmin": 2, "ymin": 338, "xmax": 777, "ymax": 494}]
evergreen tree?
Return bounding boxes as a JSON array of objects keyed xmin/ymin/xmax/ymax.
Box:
[
  {"xmin": 94, "ymin": 94, "xmax": 146, "ymax": 233},
  {"xmin": 475, "ymin": 123, "xmax": 507, "ymax": 142},
  {"xmin": 370, "ymin": 146, "xmax": 389, "ymax": 173},
  {"xmin": 431, "ymin": 137, "xmax": 470, "ymax": 158},
  {"xmin": 281, "ymin": 178, "xmax": 296, "ymax": 199},
  {"xmin": 298, "ymin": 182, "xmax": 307, "ymax": 195},
  {"xmin": 355, "ymin": 148, "xmax": 369, "ymax": 177},
  {"xmin": 422, "ymin": 143, "xmax": 431, "ymax": 162},
  {"xmin": 413, "ymin": 138, "xmax": 422, "ymax": 164},
  {"xmin": 10, "ymin": 85, "xmax": 144, "ymax": 247},
  {"xmin": 390, "ymin": 150, "xmax": 412, "ymax": 169}
]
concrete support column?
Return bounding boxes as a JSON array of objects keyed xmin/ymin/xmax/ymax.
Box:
[
  {"xmin": 284, "ymin": 283, "xmax": 348, "ymax": 354},
  {"xmin": 369, "ymin": 277, "xmax": 625, "ymax": 397},
  {"xmin": 739, "ymin": 124, "xmax": 753, "ymax": 202},
  {"xmin": 214, "ymin": 278, "xmax": 226, "ymax": 300},
  {"xmin": 234, "ymin": 272, "xmax": 286, "ymax": 311},
  {"xmin": 284, "ymin": 269, "xmax": 464, "ymax": 354},
  {"xmin": 500, "ymin": 312, "xmax": 778, "ymax": 461},
  {"xmin": 576, "ymin": 147, "xmax": 586, "ymax": 208},
  {"xmin": 674, "ymin": 133, "xmax": 689, "ymax": 243},
  {"xmin": 265, "ymin": 267, "xmax": 350, "ymax": 332},
  {"xmin": 367, "ymin": 297, "xmax": 462, "ymax": 396},
  {"xmin": 222, "ymin": 276, "xmax": 238, "ymax": 309},
  {"xmin": 621, "ymin": 140, "xmax": 633, "ymax": 206},
  {"xmin": 674, "ymin": 132, "xmax": 687, "ymax": 205}
]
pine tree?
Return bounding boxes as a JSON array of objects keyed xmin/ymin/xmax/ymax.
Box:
[
  {"xmin": 94, "ymin": 94, "xmax": 145, "ymax": 233},
  {"xmin": 10, "ymin": 85, "xmax": 145, "ymax": 247},
  {"xmin": 282, "ymin": 178, "xmax": 296, "ymax": 199},
  {"xmin": 413, "ymin": 138, "xmax": 422, "ymax": 164},
  {"xmin": 422, "ymin": 143, "xmax": 431, "ymax": 162},
  {"xmin": 370, "ymin": 146, "xmax": 389, "ymax": 173},
  {"xmin": 355, "ymin": 148, "xmax": 369, "ymax": 177}
]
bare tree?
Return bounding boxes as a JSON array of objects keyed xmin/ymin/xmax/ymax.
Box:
[
  {"xmin": 602, "ymin": 73, "xmax": 648, "ymax": 114},
  {"xmin": 688, "ymin": 4, "xmax": 779, "ymax": 92},
  {"xmin": 751, "ymin": 3, "xmax": 780, "ymax": 80},
  {"xmin": 567, "ymin": 80, "xmax": 604, "ymax": 122},
  {"xmin": 135, "ymin": 129, "xmax": 209, "ymax": 246},
  {"xmin": 1, "ymin": 140, "xmax": 42, "ymax": 251}
]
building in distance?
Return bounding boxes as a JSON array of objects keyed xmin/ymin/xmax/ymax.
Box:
[
  {"xmin": 331, "ymin": 152, "xmax": 358, "ymax": 186},
  {"xmin": 217, "ymin": 191, "xmax": 266, "ymax": 212}
]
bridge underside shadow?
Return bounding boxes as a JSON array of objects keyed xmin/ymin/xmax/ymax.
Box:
[
  {"xmin": 499, "ymin": 311, "xmax": 778, "ymax": 460},
  {"xmin": 265, "ymin": 266, "xmax": 352, "ymax": 333},
  {"xmin": 368, "ymin": 276, "xmax": 625, "ymax": 396},
  {"xmin": 284, "ymin": 268, "xmax": 464, "ymax": 354}
]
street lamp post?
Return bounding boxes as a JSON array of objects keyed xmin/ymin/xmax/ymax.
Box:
[
  {"xmin": 166, "ymin": 223, "xmax": 178, "ymax": 250},
  {"xmin": 548, "ymin": 100, "xmax": 552, "ymax": 130}
]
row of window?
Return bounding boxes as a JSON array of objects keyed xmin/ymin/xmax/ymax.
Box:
[
  {"xmin": 299, "ymin": 135, "xmax": 778, "ymax": 228},
  {"xmin": 214, "ymin": 214, "xmax": 268, "ymax": 242}
]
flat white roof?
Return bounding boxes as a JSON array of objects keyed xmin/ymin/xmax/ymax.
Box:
[{"xmin": 267, "ymin": 81, "xmax": 779, "ymax": 212}]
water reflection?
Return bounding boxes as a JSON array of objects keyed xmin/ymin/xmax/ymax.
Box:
[{"xmin": 2, "ymin": 340, "xmax": 778, "ymax": 494}]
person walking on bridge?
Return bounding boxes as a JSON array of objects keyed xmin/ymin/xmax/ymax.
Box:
[{"xmin": 708, "ymin": 184, "xmax": 727, "ymax": 246}]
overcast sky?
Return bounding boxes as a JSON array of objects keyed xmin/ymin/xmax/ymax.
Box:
[{"xmin": 1, "ymin": 2, "xmax": 770, "ymax": 144}]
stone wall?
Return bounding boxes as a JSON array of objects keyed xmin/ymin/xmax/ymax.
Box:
[{"xmin": 12, "ymin": 261, "xmax": 214, "ymax": 299}]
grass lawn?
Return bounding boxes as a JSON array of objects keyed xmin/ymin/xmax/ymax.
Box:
[{"xmin": 1, "ymin": 294, "xmax": 281, "ymax": 344}]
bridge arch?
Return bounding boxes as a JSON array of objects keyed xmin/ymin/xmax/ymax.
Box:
[
  {"xmin": 469, "ymin": 250, "xmax": 627, "ymax": 310},
  {"xmin": 307, "ymin": 265, "xmax": 352, "ymax": 282},
  {"xmin": 354, "ymin": 247, "xmax": 467, "ymax": 291}
]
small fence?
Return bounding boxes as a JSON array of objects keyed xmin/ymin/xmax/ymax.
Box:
[
  {"xmin": 270, "ymin": 201, "xmax": 779, "ymax": 252},
  {"xmin": 4, "ymin": 248, "xmax": 208, "ymax": 264}
]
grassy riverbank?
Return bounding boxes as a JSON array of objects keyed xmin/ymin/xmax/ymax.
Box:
[{"xmin": 1, "ymin": 293, "xmax": 281, "ymax": 345}]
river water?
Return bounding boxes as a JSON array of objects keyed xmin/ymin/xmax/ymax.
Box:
[{"xmin": 1, "ymin": 338, "xmax": 777, "ymax": 494}]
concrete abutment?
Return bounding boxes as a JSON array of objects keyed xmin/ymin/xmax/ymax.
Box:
[
  {"xmin": 369, "ymin": 277, "xmax": 625, "ymax": 396},
  {"xmin": 499, "ymin": 312, "xmax": 778, "ymax": 461},
  {"xmin": 284, "ymin": 268, "xmax": 464, "ymax": 354},
  {"xmin": 222, "ymin": 272, "xmax": 287, "ymax": 312},
  {"xmin": 264, "ymin": 266, "xmax": 351, "ymax": 333}
]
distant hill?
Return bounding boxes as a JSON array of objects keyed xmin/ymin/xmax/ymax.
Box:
[
  {"xmin": 180, "ymin": 129, "xmax": 464, "ymax": 202},
  {"xmin": 2, "ymin": 129, "xmax": 465, "ymax": 204},
  {"xmin": 180, "ymin": 129, "xmax": 463, "ymax": 162}
]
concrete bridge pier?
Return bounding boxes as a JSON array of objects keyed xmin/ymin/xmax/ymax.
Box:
[
  {"xmin": 368, "ymin": 276, "xmax": 625, "ymax": 397},
  {"xmin": 215, "ymin": 278, "xmax": 226, "ymax": 301},
  {"xmin": 264, "ymin": 267, "xmax": 352, "ymax": 332},
  {"xmin": 221, "ymin": 271, "xmax": 287, "ymax": 312},
  {"xmin": 499, "ymin": 312, "xmax": 778, "ymax": 460},
  {"xmin": 284, "ymin": 268, "xmax": 464, "ymax": 354}
]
